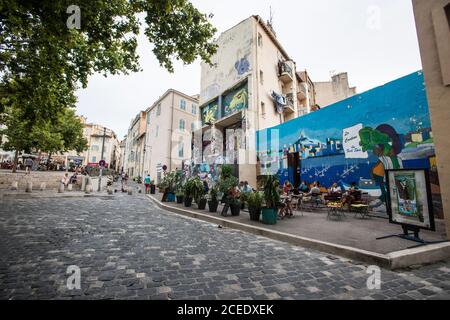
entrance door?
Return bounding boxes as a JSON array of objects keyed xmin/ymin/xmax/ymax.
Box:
[{"xmin": 288, "ymin": 153, "xmax": 300, "ymax": 188}]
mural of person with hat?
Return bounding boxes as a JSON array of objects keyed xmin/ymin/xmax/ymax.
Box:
[{"xmin": 359, "ymin": 124, "xmax": 404, "ymax": 209}]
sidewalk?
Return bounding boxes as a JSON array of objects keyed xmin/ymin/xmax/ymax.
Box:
[{"xmin": 147, "ymin": 193, "xmax": 450, "ymax": 269}]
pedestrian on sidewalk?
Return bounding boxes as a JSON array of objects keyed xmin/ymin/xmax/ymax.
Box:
[{"xmin": 144, "ymin": 174, "xmax": 151, "ymax": 194}]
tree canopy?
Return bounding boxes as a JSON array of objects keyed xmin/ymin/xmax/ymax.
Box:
[{"xmin": 0, "ymin": 0, "xmax": 217, "ymax": 167}]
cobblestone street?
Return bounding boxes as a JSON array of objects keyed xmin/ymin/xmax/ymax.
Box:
[{"xmin": 1, "ymin": 190, "xmax": 450, "ymax": 300}]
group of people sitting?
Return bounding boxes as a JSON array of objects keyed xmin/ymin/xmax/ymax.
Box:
[{"xmin": 278, "ymin": 180, "xmax": 362, "ymax": 218}]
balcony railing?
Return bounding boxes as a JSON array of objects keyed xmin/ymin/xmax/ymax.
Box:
[{"xmin": 278, "ymin": 61, "xmax": 293, "ymax": 84}]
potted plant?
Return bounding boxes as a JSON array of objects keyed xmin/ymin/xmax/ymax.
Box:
[
  {"xmin": 183, "ymin": 178, "xmax": 196, "ymax": 207},
  {"xmin": 161, "ymin": 171, "xmax": 177, "ymax": 202},
  {"xmin": 247, "ymin": 192, "xmax": 263, "ymax": 221},
  {"xmin": 240, "ymin": 192, "xmax": 249, "ymax": 210},
  {"xmin": 176, "ymin": 187, "xmax": 185, "ymax": 204},
  {"xmin": 261, "ymin": 175, "xmax": 280, "ymax": 225},
  {"xmin": 150, "ymin": 180, "xmax": 156, "ymax": 194},
  {"xmin": 208, "ymin": 186, "xmax": 220, "ymax": 213},
  {"xmin": 191, "ymin": 178, "xmax": 207, "ymax": 210},
  {"xmin": 229, "ymin": 192, "xmax": 241, "ymax": 216}
]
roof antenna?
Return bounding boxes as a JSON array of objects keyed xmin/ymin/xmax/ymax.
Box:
[{"xmin": 267, "ymin": 6, "xmax": 276, "ymax": 37}]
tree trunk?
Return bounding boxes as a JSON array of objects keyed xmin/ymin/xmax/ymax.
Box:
[{"xmin": 12, "ymin": 150, "xmax": 18, "ymax": 173}]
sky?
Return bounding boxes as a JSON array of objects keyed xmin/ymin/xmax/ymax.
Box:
[{"xmin": 75, "ymin": 0, "xmax": 423, "ymax": 139}]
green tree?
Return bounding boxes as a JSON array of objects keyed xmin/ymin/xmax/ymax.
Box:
[
  {"xmin": 0, "ymin": 0, "xmax": 217, "ymax": 124},
  {"xmin": 1, "ymin": 106, "xmax": 87, "ymax": 172}
]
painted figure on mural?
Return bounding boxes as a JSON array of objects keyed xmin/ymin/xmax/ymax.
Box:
[
  {"xmin": 359, "ymin": 124, "xmax": 404, "ymax": 210},
  {"xmin": 225, "ymin": 88, "xmax": 248, "ymax": 115}
]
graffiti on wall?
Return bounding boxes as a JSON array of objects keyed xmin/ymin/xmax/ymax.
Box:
[
  {"xmin": 223, "ymin": 84, "xmax": 248, "ymax": 117},
  {"xmin": 201, "ymin": 100, "xmax": 219, "ymax": 125},
  {"xmin": 235, "ymin": 57, "xmax": 250, "ymax": 75},
  {"xmin": 257, "ymin": 71, "xmax": 441, "ymax": 215}
]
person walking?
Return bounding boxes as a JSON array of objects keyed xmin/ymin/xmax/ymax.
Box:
[{"xmin": 144, "ymin": 174, "xmax": 151, "ymax": 194}]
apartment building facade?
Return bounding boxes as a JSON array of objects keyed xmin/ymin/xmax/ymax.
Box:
[
  {"xmin": 80, "ymin": 120, "xmax": 120, "ymax": 170},
  {"xmin": 197, "ymin": 15, "xmax": 316, "ymax": 186},
  {"xmin": 314, "ymin": 72, "xmax": 357, "ymax": 108},
  {"xmin": 413, "ymin": 0, "xmax": 450, "ymax": 237},
  {"xmin": 141, "ymin": 89, "xmax": 199, "ymax": 184},
  {"xmin": 124, "ymin": 111, "xmax": 147, "ymax": 178}
]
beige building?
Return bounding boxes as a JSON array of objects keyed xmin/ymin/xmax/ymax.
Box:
[
  {"xmin": 80, "ymin": 120, "xmax": 120, "ymax": 170},
  {"xmin": 413, "ymin": 0, "xmax": 450, "ymax": 238},
  {"xmin": 314, "ymin": 72, "xmax": 357, "ymax": 108},
  {"xmin": 124, "ymin": 111, "xmax": 147, "ymax": 178},
  {"xmin": 143, "ymin": 89, "xmax": 199, "ymax": 184},
  {"xmin": 197, "ymin": 15, "xmax": 315, "ymax": 186}
]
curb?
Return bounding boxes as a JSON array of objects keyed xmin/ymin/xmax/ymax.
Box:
[{"xmin": 147, "ymin": 194, "xmax": 450, "ymax": 270}]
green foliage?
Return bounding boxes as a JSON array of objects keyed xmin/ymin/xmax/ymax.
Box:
[
  {"xmin": 221, "ymin": 164, "xmax": 233, "ymax": 179},
  {"xmin": 208, "ymin": 185, "xmax": 219, "ymax": 203},
  {"xmin": 191, "ymin": 177, "xmax": 206, "ymax": 203},
  {"xmin": 160, "ymin": 171, "xmax": 177, "ymax": 193},
  {"xmin": 262, "ymin": 175, "xmax": 280, "ymax": 209},
  {"xmin": 247, "ymin": 192, "xmax": 264, "ymax": 209},
  {"xmin": 0, "ymin": 0, "xmax": 217, "ymax": 144},
  {"xmin": 184, "ymin": 177, "xmax": 198, "ymax": 199},
  {"xmin": 218, "ymin": 175, "xmax": 239, "ymax": 195}
]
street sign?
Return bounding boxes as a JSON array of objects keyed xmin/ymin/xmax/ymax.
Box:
[{"xmin": 99, "ymin": 160, "xmax": 106, "ymax": 167}]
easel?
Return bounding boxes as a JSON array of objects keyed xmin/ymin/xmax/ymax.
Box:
[{"xmin": 377, "ymin": 224, "xmax": 445, "ymax": 249}]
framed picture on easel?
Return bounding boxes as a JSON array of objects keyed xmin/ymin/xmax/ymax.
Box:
[{"xmin": 385, "ymin": 169, "xmax": 435, "ymax": 232}]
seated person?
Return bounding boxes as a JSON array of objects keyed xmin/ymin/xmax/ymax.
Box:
[
  {"xmin": 341, "ymin": 182, "xmax": 360, "ymax": 207},
  {"xmin": 308, "ymin": 182, "xmax": 321, "ymax": 196},
  {"xmin": 298, "ymin": 181, "xmax": 309, "ymax": 194},
  {"xmin": 283, "ymin": 181, "xmax": 293, "ymax": 195},
  {"xmin": 329, "ymin": 183, "xmax": 342, "ymax": 194}
]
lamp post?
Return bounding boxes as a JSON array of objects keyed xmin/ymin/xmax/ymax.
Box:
[{"xmin": 98, "ymin": 127, "xmax": 107, "ymax": 192}]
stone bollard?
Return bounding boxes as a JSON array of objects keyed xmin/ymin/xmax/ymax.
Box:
[
  {"xmin": 11, "ymin": 181, "xmax": 18, "ymax": 190},
  {"xmin": 107, "ymin": 186, "xmax": 113, "ymax": 195},
  {"xmin": 58, "ymin": 183, "xmax": 65, "ymax": 193},
  {"xmin": 67, "ymin": 184, "xmax": 73, "ymax": 192},
  {"xmin": 40, "ymin": 182, "xmax": 46, "ymax": 191},
  {"xmin": 127, "ymin": 188, "xmax": 133, "ymax": 195},
  {"xmin": 85, "ymin": 184, "xmax": 93, "ymax": 194},
  {"xmin": 25, "ymin": 181, "xmax": 33, "ymax": 193}
]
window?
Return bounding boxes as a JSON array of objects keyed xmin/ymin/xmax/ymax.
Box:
[
  {"xmin": 258, "ymin": 33, "xmax": 263, "ymax": 47},
  {"xmin": 260, "ymin": 70, "xmax": 264, "ymax": 85},
  {"xmin": 180, "ymin": 99, "xmax": 186, "ymax": 110},
  {"xmin": 92, "ymin": 156, "xmax": 97, "ymax": 163},
  {"xmin": 192, "ymin": 104, "xmax": 197, "ymax": 115},
  {"xmin": 155, "ymin": 126, "xmax": 159, "ymax": 137},
  {"xmin": 156, "ymin": 104, "xmax": 161, "ymax": 116},
  {"xmin": 91, "ymin": 145, "xmax": 99, "ymax": 151},
  {"xmin": 191, "ymin": 122, "xmax": 195, "ymax": 132},
  {"xmin": 179, "ymin": 119, "xmax": 185, "ymax": 131},
  {"xmin": 147, "ymin": 112, "xmax": 151, "ymax": 124},
  {"xmin": 261, "ymin": 102, "xmax": 266, "ymax": 118},
  {"xmin": 178, "ymin": 138, "xmax": 184, "ymax": 158}
]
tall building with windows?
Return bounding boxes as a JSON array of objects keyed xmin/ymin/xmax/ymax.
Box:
[
  {"xmin": 142, "ymin": 89, "xmax": 199, "ymax": 183},
  {"xmin": 124, "ymin": 111, "xmax": 147, "ymax": 178},
  {"xmin": 197, "ymin": 15, "xmax": 316, "ymax": 187}
]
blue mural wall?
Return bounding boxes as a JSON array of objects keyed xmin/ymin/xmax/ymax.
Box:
[{"xmin": 257, "ymin": 71, "xmax": 441, "ymax": 213}]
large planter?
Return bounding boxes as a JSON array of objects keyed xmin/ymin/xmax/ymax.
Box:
[
  {"xmin": 208, "ymin": 201, "xmax": 219, "ymax": 213},
  {"xmin": 150, "ymin": 185, "xmax": 156, "ymax": 194},
  {"xmin": 249, "ymin": 207, "xmax": 262, "ymax": 222},
  {"xmin": 262, "ymin": 208, "xmax": 277, "ymax": 225},
  {"xmin": 197, "ymin": 198, "xmax": 207, "ymax": 210},
  {"xmin": 230, "ymin": 203, "xmax": 241, "ymax": 216},
  {"xmin": 176, "ymin": 195, "xmax": 184, "ymax": 204},
  {"xmin": 184, "ymin": 197, "xmax": 193, "ymax": 208},
  {"xmin": 167, "ymin": 192, "xmax": 176, "ymax": 202}
]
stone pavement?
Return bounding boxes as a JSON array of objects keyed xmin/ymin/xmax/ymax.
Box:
[{"xmin": 0, "ymin": 188, "xmax": 449, "ymax": 300}]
